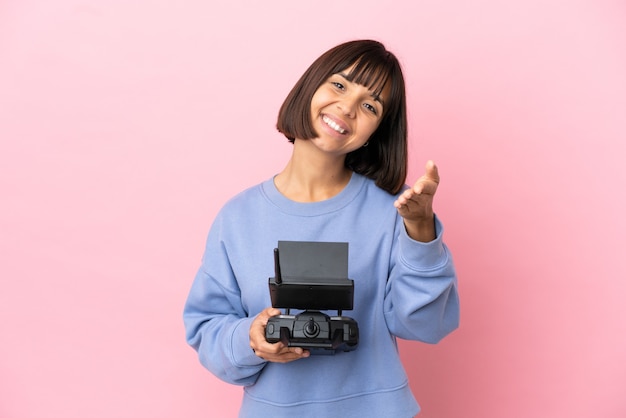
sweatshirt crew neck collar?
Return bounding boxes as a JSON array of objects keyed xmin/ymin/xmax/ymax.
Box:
[{"xmin": 261, "ymin": 172, "xmax": 367, "ymax": 217}]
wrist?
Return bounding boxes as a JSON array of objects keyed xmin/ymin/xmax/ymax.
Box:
[{"xmin": 404, "ymin": 216, "xmax": 436, "ymax": 242}]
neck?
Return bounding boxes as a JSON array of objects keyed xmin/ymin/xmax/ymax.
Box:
[{"xmin": 274, "ymin": 139, "xmax": 353, "ymax": 202}]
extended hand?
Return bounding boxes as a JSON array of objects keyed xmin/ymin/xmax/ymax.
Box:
[
  {"xmin": 249, "ymin": 307, "xmax": 310, "ymax": 363},
  {"xmin": 393, "ymin": 160, "xmax": 440, "ymax": 242}
]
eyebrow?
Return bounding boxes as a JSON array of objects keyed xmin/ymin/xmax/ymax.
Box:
[{"xmin": 337, "ymin": 72, "xmax": 385, "ymax": 108}]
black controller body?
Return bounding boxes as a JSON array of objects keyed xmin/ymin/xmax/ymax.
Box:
[
  {"xmin": 264, "ymin": 241, "xmax": 359, "ymax": 354},
  {"xmin": 265, "ymin": 310, "xmax": 359, "ymax": 352}
]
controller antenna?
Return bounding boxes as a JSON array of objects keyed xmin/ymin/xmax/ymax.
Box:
[
  {"xmin": 273, "ymin": 248, "xmax": 288, "ymax": 314},
  {"xmin": 273, "ymin": 247, "xmax": 282, "ymax": 285}
]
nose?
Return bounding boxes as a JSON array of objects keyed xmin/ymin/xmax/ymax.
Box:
[{"xmin": 337, "ymin": 94, "xmax": 358, "ymax": 118}]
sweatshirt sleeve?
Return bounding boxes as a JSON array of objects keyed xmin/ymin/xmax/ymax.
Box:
[
  {"xmin": 183, "ymin": 217, "xmax": 267, "ymax": 386},
  {"xmin": 383, "ymin": 215, "xmax": 460, "ymax": 343}
]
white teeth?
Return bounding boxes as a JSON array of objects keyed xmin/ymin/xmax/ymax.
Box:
[{"xmin": 323, "ymin": 115, "xmax": 346, "ymax": 134}]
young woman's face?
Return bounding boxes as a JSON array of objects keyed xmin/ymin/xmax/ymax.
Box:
[{"xmin": 307, "ymin": 66, "xmax": 388, "ymax": 157}]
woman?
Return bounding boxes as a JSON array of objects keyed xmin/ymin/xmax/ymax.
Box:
[{"xmin": 184, "ymin": 39, "xmax": 459, "ymax": 417}]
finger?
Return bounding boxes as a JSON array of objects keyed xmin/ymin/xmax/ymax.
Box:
[
  {"xmin": 259, "ymin": 307, "xmax": 281, "ymax": 322},
  {"xmin": 249, "ymin": 307, "xmax": 283, "ymax": 352},
  {"xmin": 279, "ymin": 346, "xmax": 310, "ymax": 359},
  {"xmin": 411, "ymin": 162, "xmax": 439, "ymax": 196},
  {"xmin": 425, "ymin": 160, "xmax": 440, "ymax": 184},
  {"xmin": 413, "ymin": 179, "xmax": 438, "ymax": 197},
  {"xmin": 256, "ymin": 344, "xmax": 310, "ymax": 362},
  {"xmin": 393, "ymin": 188, "xmax": 412, "ymax": 207},
  {"xmin": 394, "ymin": 196, "xmax": 411, "ymax": 209}
]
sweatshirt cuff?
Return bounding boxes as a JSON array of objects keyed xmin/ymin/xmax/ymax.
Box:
[
  {"xmin": 231, "ymin": 316, "xmax": 267, "ymax": 367},
  {"xmin": 398, "ymin": 214, "xmax": 449, "ymax": 270}
]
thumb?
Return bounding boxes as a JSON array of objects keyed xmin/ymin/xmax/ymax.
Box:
[
  {"xmin": 259, "ymin": 307, "xmax": 281, "ymax": 322},
  {"xmin": 425, "ymin": 160, "xmax": 440, "ymax": 184}
]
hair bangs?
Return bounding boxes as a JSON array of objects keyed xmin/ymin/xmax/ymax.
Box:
[{"xmin": 343, "ymin": 56, "xmax": 391, "ymax": 98}]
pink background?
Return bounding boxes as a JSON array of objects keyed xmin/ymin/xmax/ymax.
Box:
[{"xmin": 1, "ymin": 1, "xmax": 625, "ymax": 417}]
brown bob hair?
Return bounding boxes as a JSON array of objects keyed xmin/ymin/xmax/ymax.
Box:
[{"xmin": 276, "ymin": 40, "xmax": 408, "ymax": 195}]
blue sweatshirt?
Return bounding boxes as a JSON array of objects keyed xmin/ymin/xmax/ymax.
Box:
[{"xmin": 183, "ymin": 173, "xmax": 459, "ymax": 418}]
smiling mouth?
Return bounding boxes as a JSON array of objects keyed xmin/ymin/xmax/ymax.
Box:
[{"xmin": 322, "ymin": 115, "xmax": 347, "ymax": 134}]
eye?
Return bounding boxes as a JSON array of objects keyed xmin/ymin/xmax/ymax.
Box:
[
  {"xmin": 331, "ymin": 81, "xmax": 345, "ymax": 90},
  {"xmin": 363, "ymin": 102, "xmax": 378, "ymax": 115}
]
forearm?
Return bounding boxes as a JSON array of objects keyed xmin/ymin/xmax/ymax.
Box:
[
  {"xmin": 183, "ymin": 261, "xmax": 268, "ymax": 386},
  {"xmin": 385, "ymin": 216, "xmax": 460, "ymax": 342},
  {"xmin": 184, "ymin": 302, "xmax": 267, "ymax": 386}
]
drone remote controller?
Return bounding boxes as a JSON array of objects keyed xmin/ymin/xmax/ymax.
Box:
[{"xmin": 264, "ymin": 242, "xmax": 359, "ymax": 354}]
